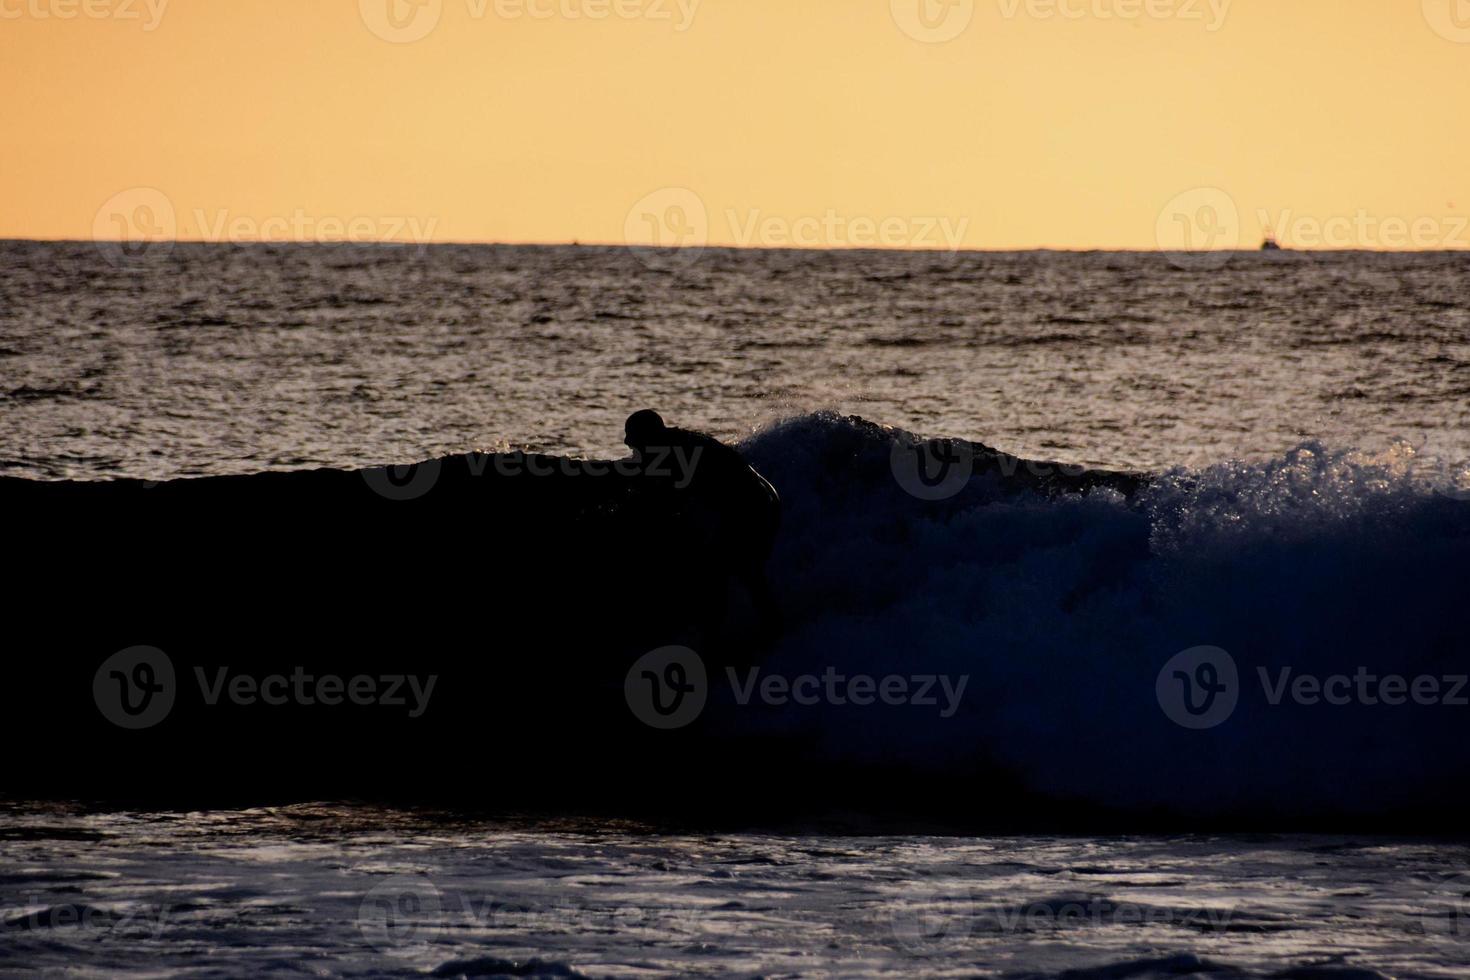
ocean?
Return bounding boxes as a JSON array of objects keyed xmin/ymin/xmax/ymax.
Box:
[
  {"xmin": 2, "ymin": 242, "xmax": 1468, "ymax": 979},
  {"xmin": 2, "ymin": 803, "xmax": 1468, "ymax": 979},
  {"xmin": 3, "ymin": 242, "xmax": 1467, "ymax": 477}
]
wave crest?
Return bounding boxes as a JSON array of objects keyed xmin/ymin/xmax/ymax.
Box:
[{"xmin": 735, "ymin": 414, "xmax": 1470, "ymax": 821}]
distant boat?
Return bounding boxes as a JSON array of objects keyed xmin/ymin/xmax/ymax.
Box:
[{"xmin": 1261, "ymin": 233, "xmax": 1283, "ymax": 251}]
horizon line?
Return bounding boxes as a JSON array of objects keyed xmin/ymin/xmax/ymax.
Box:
[{"xmin": 5, "ymin": 237, "xmax": 1469, "ymax": 254}]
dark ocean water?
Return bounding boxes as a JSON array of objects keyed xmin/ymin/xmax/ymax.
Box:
[
  {"xmin": 2, "ymin": 242, "xmax": 1467, "ymax": 478},
  {"xmin": 2, "ymin": 243, "xmax": 1468, "ymax": 978},
  {"xmin": 2, "ymin": 804, "xmax": 1469, "ymax": 980}
]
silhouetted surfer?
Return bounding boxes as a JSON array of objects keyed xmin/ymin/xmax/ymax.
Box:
[{"xmin": 623, "ymin": 410, "xmax": 781, "ymax": 632}]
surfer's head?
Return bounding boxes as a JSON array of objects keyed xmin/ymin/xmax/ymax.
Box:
[{"xmin": 624, "ymin": 410, "xmax": 667, "ymax": 453}]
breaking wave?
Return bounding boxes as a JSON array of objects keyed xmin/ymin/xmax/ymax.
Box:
[{"xmin": 728, "ymin": 413, "xmax": 1470, "ymax": 821}]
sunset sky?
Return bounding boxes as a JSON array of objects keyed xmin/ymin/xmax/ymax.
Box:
[{"xmin": 3, "ymin": 0, "xmax": 1468, "ymax": 249}]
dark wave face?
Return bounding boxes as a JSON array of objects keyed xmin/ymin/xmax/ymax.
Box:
[
  {"xmin": 2, "ymin": 412, "xmax": 1466, "ymax": 828},
  {"xmin": 2, "ymin": 241, "xmax": 1468, "ymax": 825}
]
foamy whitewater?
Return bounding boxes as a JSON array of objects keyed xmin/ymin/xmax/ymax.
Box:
[
  {"xmin": 737, "ymin": 414, "xmax": 1468, "ymax": 823},
  {"xmin": 2, "ymin": 243, "xmax": 1468, "ymax": 976}
]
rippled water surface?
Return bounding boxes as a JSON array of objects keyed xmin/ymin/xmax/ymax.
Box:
[
  {"xmin": 1, "ymin": 804, "xmax": 1467, "ymax": 979},
  {"xmin": 2, "ymin": 243, "xmax": 1467, "ymax": 478}
]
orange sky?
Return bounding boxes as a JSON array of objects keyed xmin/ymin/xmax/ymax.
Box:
[{"xmin": 3, "ymin": 0, "xmax": 1467, "ymax": 249}]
